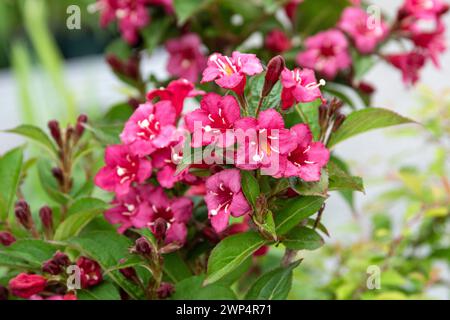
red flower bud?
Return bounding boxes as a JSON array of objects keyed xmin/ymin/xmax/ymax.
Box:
[
  {"xmin": 0, "ymin": 231, "xmax": 16, "ymax": 246},
  {"xmin": 39, "ymin": 206, "xmax": 53, "ymax": 231},
  {"xmin": 332, "ymin": 114, "xmax": 346, "ymax": 132},
  {"xmin": 51, "ymin": 167, "xmax": 64, "ymax": 185},
  {"xmin": 132, "ymin": 237, "xmax": 152, "ymax": 256},
  {"xmin": 42, "ymin": 260, "xmax": 62, "ymax": 275},
  {"xmin": 8, "ymin": 273, "xmax": 47, "ymax": 299},
  {"xmin": 106, "ymin": 54, "xmax": 124, "ymax": 74},
  {"xmin": 75, "ymin": 114, "xmax": 88, "ymax": 139},
  {"xmin": 262, "ymin": 55, "xmax": 285, "ymax": 98},
  {"xmin": 157, "ymin": 282, "xmax": 175, "ymax": 299},
  {"xmin": 14, "ymin": 200, "xmax": 33, "ymax": 230},
  {"xmin": 48, "ymin": 120, "xmax": 62, "ymax": 147},
  {"xmin": 76, "ymin": 256, "xmax": 103, "ymax": 289},
  {"xmin": 52, "ymin": 251, "xmax": 71, "ymax": 267},
  {"xmin": 119, "ymin": 267, "xmax": 137, "ymax": 280}
]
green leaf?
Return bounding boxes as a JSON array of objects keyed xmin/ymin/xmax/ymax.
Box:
[
  {"xmin": 205, "ymin": 232, "xmax": 267, "ymax": 285},
  {"xmin": 68, "ymin": 231, "xmax": 146, "ymax": 300},
  {"xmin": 275, "ymin": 196, "xmax": 325, "ymax": 235},
  {"xmin": 0, "ymin": 147, "xmax": 24, "ymax": 221},
  {"xmin": 284, "ymin": 99, "xmax": 322, "ymax": 140},
  {"xmin": 246, "ymin": 73, "xmax": 282, "ymax": 116},
  {"xmin": 245, "ymin": 261, "xmax": 300, "ymax": 300},
  {"xmin": 2, "ymin": 239, "xmax": 60, "ymax": 267},
  {"xmin": 142, "ymin": 17, "xmax": 172, "ymax": 54},
  {"xmin": 173, "ymin": 0, "xmax": 213, "ymax": 25},
  {"xmin": 4, "ymin": 125, "xmax": 57, "ymax": 156},
  {"xmin": 289, "ymin": 169, "xmax": 329, "ymax": 197},
  {"xmin": 163, "ymin": 252, "xmax": 192, "ymax": 283},
  {"xmin": 328, "ymin": 161, "xmax": 365, "ymax": 193},
  {"xmin": 328, "ymin": 108, "xmax": 415, "ymax": 148},
  {"xmin": 53, "ymin": 198, "xmax": 108, "ymax": 241},
  {"xmin": 77, "ymin": 280, "xmax": 121, "ymax": 300},
  {"xmin": 282, "ymin": 226, "xmax": 324, "ymax": 250},
  {"xmin": 172, "ymin": 275, "xmax": 237, "ymax": 300},
  {"xmin": 241, "ymin": 171, "xmax": 260, "ymax": 208}
]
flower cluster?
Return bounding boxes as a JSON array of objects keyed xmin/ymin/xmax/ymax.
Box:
[
  {"xmin": 96, "ymin": 52, "xmax": 330, "ymax": 239},
  {"xmin": 95, "ymin": 0, "xmax": 173, "ymax": 44},
  {"xmin": 292, "ymin": 0, "xmax": 448, "ymax": 85}
]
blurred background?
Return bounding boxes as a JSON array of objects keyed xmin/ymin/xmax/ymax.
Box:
[{"xmin": 0, "ymin": 0, "xmax": 449, "ymax": 299}]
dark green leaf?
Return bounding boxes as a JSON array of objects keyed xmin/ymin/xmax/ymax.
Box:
[
  {"xmin": 4, "ymin": 125, "xmax": 57, "ymax": 156},
  {"xmin": 163, "ymin": 252, "xmax": 192, "ymax": 283},
  {"xmin": 328, "ymin": 161, "xmax": 365, "ymax": 193},
  {"xmin": 205, "ymin": 232, "xmax": 267, "ymax": 285},
  {"xmin": 77, "ymin": 280, "xmax": 121, "ymax": 300},
  {"xmin": 241, "ymin": 171, "xmax": 260, "ymax": 208},
  {"xmin": 245, "ymin": 261, "xmax": 300, "ymax": 300},
  {"xmin": 2, "ymin": 239, "xmax": 60, "ymax": 267},
  {"xmin": 328, "ymin": 108, "xmax": 415, "ymax": 148},
  {"xmin": 275, "ymin": 196, "xmax": 325, "ymax": 235},
  {"xmin": 173, "ymin": 0, "xmax": 213, "ymax": 25},
  {"xmin": 282, "ymin": 226, "xmax": 324, "ymax": 250},
  {"xmin": 289, "ymin": 169, "xmax": 329, "ymax": 197},
  {"xmin": 172, "ymin": 275, "xmax": 237, "ymax": 300}
]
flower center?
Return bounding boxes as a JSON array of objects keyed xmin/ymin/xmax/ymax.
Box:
[
  {"xmin": 288, "ymin": 145, "xmax": 315, "ymax": 167},
  {"xmin": 209, "ymin": 183, "xmax": 234, "ymax": 216},
  {"xmin": 210, "ymin": 54, "xmax": 241, "ymax": 76},
  {"xmin": 137, "ymin": 113, "xmax": 160, "ymax": 140}
]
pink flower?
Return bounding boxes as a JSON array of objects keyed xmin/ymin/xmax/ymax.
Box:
[
  {"xmin": 95, "ymin": 144, "xmax": 152, "ymax": 196},
  {"xmin": 104, "ymin": 185, "xmax": 154, "ymax": 233},
  {"xmin": 151, "ymin": 140, "xmax": 200, "ymax": 188},
  {"xmin": 402, "ymin": 0, "xmax": 448, "ymax": 19},
  {"xmin": 30, "ymin": 294, "xmax": 77, "ymax": 300},
  {"xmin": 120, "ymin": 101, "xmax": 176, "ymax": 156},
  {"xmin": 77, "ymin": 257, "xmax": 103, "ymax": 288},
  {"xmin": 234, "ymin": 109, "xmax": 297, "ymax": 175},
  {"xmin": 185, "ymin": 93, "xmax": 241, "ymax": 148},
  {"xmin": 201, "ymin": 52, "xmax": 263, "ymax": 95},
  {"xmin": 386, "ymin": 51, "xmax": 426, "ymax": 85},
  {"xmin": 411, "ymin": 21, "xmax": 446, "ymax": 67},
  {"xmin": 338, "ymin": 7, "xmax": 389, "ymax": 54},
  {"xmin": 97, "ymin": 0, "xmax": 119, "ymax": 27},
  {"xmin": 146, "ymin": 187, "xmax": 193, "ymax": 244},
  {"xmin": 117, "ymin": 0, "xmax": 150, "ymax": 45},
  {"xmin": 147, "ymin": 79, "xmax": 204, "ymax": 116},
  {"xmin": 205, "ymin": 169, "xmax": 251, "ymax": 233},
  {"xmin": 265, "ymin": 30, "xmax": 292, "ymax": 53},
  {"xmin": 9, "ymin": 273, "xmax": 47, "ymax": 299},
  {"xmin": 165, "ymin": 33, "xmax": 207, "ymax": 83},
  {"xmin": 296, "ymin": 29, "xmax": 352, "ymax": 79},
  {"xmin": 280, "ymin": 67, "xmax": 325, "ymax": 110},
  {"xmin": 284, "ymin": 124, "xmax": 329, "ymax": 181}
]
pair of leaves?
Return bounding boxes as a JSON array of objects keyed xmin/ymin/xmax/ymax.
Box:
[{"xmin": 0, "ymin": 239, "xmax": 60, "ymax": 269}]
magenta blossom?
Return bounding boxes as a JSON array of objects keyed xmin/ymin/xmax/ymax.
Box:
[
  {"xmin": 146, "ymin": 187, "xmax": 193, "ymax": 244},
  {"xmin": 95, "ymin": 144, "xmax": 152, "ymax": 196},
  {"xmin": 338, "ymin": 7, "xmax": 389, "ymax": 54},
  {"xmin": 234, "ymin": 109, "xmax": 297, "ymax": 176},
  {"xmin": 120, "ymin": 101, "xmax": 176, "ymax": 156},
  {"xmin": 201, "ymin": 52, "xmax": 263, "ymax": 95},
  {"xmin": 386, "ymin": 52, "xmax": 426, "ymax": 85},
  {"xmin": 147, "ymin": 79, "xmax": 204, "ymax": 116},
  {"xmin": 165, "ymin": 33, "xmax": 207, "ymax": 83},
  {"xmin": 265, "ymin": 29, "xmax": 292, "ymax": 53},
  {"xmin": 284, "ymin": 0, "xmax": 303, "ymax": 21},
  {"xmin": 411, "ymin": 21, "xmax": 446, "ymax": 67},
  {"xmin": 296, "ymin": 29, "xmax": 352, "ymax": 79},
  {"xmin": 280, "ymin": 67, "xmax": 325, "ymax": 110},
  {"xmin": 284, "ymin": 124, "xmax": 329, "ymax": 182},
  {"xmin": 117, "ymin": 0, "xmax": 150, "ymax": 45},
  {"xmin": 185, "ymin": 93, "xmax": 241, "ymax": 148},
  {"xmin": 205, "ymin": 169, "xmax": 251, "ymax": 233},
  {"xmin": 402, "ymin": 0, "xmax": 448, "ymax": 19},
  {"xmin": 104, "ymin": 185, "xmax": 154, "ymax": 233},
  {"xmin": 151, "ymin": 141, "xmax": 199, "ymax": 188}
]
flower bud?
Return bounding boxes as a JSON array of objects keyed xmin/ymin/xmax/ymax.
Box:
[
  {"xmin": 75, "ymin": 114, "xmax": 88, "ymax": 139},
  {"xmin": 0, "ymin": 285, "xmax": 9, "ymax": 300},
  {"xmin": 14, "ymin": 200, "xmax": 33, "ymax": 230},
  {"xmin": 106, "ymin": 54, "xmax": 124, "ymax": 74},
  {"xmin": 131, "ymin": 237, "xmax": 152, "ymax": 256},
  {"xmin": 262, "ymin": 55, "xmax": 285, "ymax": 98},
  {"xmin": 39, "ymin": 206, "xmax": 53, "ymax": 231},
  {"xmin": 332, "ymin": 114, "xmax": 346, "ymax": 132},
  {"xmin": 159, "ymin": 242, "xmax": 183, "ymax": 254},
  {"xmin": 119, "ymin": 267, "xmax": 137, "ymax": 280},
  {"xmin": 65, "ymin": 125, "xmax": 74, "ymax": 144},
  {"xmin": 51, "ymin": 167, "xmax": 64, "ymax": 185},
  {"xmin": 358, "ymin": 82, "xmax": 375, "ymax": 95},
  {"xmin": 318, "ymin": 104, "xmax": 329, "ymax": 128},
  {"xmin": 52, "ymin": 251, "xmax": 71, "ymax": 267},
  {"xmin": 76, "ymin": 256, "xmax": 103, "ymax": 289},
  {"xmin": 8, "ymin": 273, "xmax": 47, "ymax": 299},
  {"xmin": 0, "ymin": 231, "xmax": 16, "ymax": 246},
  {"xmin": 153, "ymin": 218, "xmax": 167, "ymax": 240},
  {"xmin": 42, "ymin": 260, "xmax": 62, "ymax": 275},
  {"xmin": 48, "ymin": 120, "xmax": 62, "ymax": 147},
  {"xmin": 157, "ymin": 282, "xmax": 175, "ymax": 299}
]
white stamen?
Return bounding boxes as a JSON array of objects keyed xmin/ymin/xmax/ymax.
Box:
[
  {"xmin": 304, "ymin": 160, "xmax": 315, "ymax": 164},
  {"xmin": 117, "ymin": 167, "xmax": 126, "ymax": 176},
  {"xmin": 303, "ymin": 145, "xmax": 311, "ymax": 153},
  {"xmin": 204, "ymin": 125, "xmax": 212, "ymax": 132}
]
